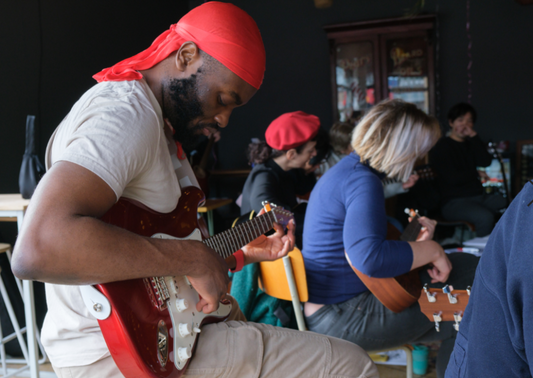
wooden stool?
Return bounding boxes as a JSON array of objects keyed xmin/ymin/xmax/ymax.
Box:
[
  {"xmin": 0, "ymin": 243, "xmax": 32, "ymax": 377},
  {"xmin": 0, "ymin": 243, "xmax": 47, "ymax": 377}
]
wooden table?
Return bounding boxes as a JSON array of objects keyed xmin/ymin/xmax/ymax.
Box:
[
  {"xmin": 0, "ymin": 194, "xmax": 41, "ymax": 378},
  {"xmin": 197, "ymin": 198, "xmax": 233, "ymax": 236}
]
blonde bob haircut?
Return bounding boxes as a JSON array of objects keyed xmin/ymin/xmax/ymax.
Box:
[{"xmin": 351, "ymin": 99, "xmax": 441, "ymax": 182}]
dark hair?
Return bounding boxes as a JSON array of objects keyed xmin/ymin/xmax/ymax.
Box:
[
  {"xmin": 448, "ymin": 103, "xmax": 477, "ymax": 123},
  {"xmin": 309, "ymin": 128, "xmax": 330, "ymax": 166},
  {"xmin": 246, "ymin": 138, "xmax": 316, "ymax": 166},
  {"xmin": 329, "ymin": 122, "xmax": 355, "ymax": 154}
]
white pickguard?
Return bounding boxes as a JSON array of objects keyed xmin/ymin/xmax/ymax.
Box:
[{"xmin": 152, "ymin": 229, "xmax": 232, "ymax": 370}]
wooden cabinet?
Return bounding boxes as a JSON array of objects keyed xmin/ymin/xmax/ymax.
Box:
[{"xmin": 324, "ymin": 15, "xmax": 435, "ymax": 123}]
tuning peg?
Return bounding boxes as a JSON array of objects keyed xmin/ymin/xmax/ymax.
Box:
[
  {"xmin": 433, "ymin": 312, "xmax": 442, "ymax": 332},
  {"xmin": 453, "ymin": 312, "xmax": 463, "ymax": 331},
  {"xmin": 467, "ymin": 286, "xmax": 471, "ymax": 296},
  {"xmin": 443, "ymin": 285, "xmax": 458, "ymax": 304},
  {"xmin": 423, "ymin": 284, "xmax": 437, "ymax": 303}
]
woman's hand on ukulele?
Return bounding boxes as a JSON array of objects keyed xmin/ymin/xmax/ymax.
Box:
[
  {"xmin": 241, "ymin": 217, "xmax": 296, "ymax": 265},
  {"xmin": 416, "ymin": 216, "xmax": 437, "ymax": 241}
]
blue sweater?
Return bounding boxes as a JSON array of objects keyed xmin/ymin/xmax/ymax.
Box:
[
  {"xmin": 446, "ymin": 183, "xmax": 533, "ymax": 377},
  {"xmin": 302, "ymin": 153, "xmax": 413, "ymax": 304}
]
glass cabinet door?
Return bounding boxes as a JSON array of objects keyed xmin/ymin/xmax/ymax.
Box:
[
  {"xmin": 335, "ymin": 41, "xmax": 377, "ymax": 123},
  {"xmin": 382, "ymin": 34, "xmax": 433, "ymax": 114}
]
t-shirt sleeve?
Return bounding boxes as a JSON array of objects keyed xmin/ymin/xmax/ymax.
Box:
[
  {"xmin": 343, "ymin": 170, "xmax": 413, "ymax": 278},
  {"xmin": 54, "ymin": 98, "xmax": 161, "ymax": 200}
]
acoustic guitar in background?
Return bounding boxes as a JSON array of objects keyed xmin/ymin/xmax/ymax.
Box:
[{"xmin": 347, "ymin": 209, "xmax": 424, "ymax": 313}]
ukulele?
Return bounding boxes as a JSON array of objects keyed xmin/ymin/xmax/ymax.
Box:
[
  {"xmin": 346, "ymin": 209, "xmax": 424, "ymax": 313},
  {"xmin": 419, "ymin": 284, "xmax": 471, "ymax": 332},
  {"xmin": 81, "ymin": 186, "xmax": 293, "ymax": 378}
]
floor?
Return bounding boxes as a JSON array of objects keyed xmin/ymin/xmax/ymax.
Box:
[{"xmin": 376, "ymin": 343, "xmax": 439, "ymax": 378}]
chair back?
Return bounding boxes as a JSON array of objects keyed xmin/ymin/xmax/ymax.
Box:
[{"xmin": 258, "ymin": 248, "xmax": 308, "ymax": 302}]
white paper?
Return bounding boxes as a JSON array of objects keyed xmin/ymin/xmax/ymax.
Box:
[
  {"xmin": 463, "ymin": 235, "xmax": 490, "ymax": 249},
  {"xmin": 373, "ymin": 349, "xmax": 407, "ymax": 366}
]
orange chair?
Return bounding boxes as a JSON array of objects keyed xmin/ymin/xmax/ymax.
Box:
[{"xmin": 258, "ymin": 248, "xmax": 308, "ymax": 331}]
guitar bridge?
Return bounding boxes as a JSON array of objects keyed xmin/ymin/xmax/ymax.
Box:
[{"xmin": 144, "ymin": 277, "xmax": 170, "ymax": 311}]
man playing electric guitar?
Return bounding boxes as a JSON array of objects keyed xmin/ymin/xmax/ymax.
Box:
[{"xmin": 12, "ymin": 3, "xmax": 377, "ymax": 378}]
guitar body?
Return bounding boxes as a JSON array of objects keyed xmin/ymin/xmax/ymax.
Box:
[
  {"xmin": 95, "ymin": 186, "xmax": 231, "ymax": 378},
  {"xmin": 348, "ymin": 217, "xmax": 422, "ymax": 313}
]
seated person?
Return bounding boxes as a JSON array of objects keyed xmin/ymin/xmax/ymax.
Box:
[
  {"xmin": 317, "ymin": 121, "xmax": 355, "ymax": 175},
  {"xmin": 429, "ymin": 103, "xmax": 506, "ymax": 236},
  {"xmin": 232, "ymin": 111, "xmax": 319, "ymax": 327},
  {"xmin": 240, "ymin": 111, "xmax": 319, "ymax": 243},
  {"xmin": 302, "ymin": 99, "xmax": 479, "ymax": 378},
  {"xmin": 446, "ymin": 182, "xmax": 533, "ymax": 377},
  {"xmin": 11, "ymin": 4, "xmax": 378, "ymax": 377}
]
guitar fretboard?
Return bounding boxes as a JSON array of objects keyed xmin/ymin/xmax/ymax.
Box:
[
  {"xmin": 400, "ymin": 215, "xmax": 423, "ymax": 242},
  {"xmin": 203, "ymin": 211, "xmax": 278, "ymax": 258}
]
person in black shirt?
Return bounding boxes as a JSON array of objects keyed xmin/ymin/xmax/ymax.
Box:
[
  {"xmin": 429, "ymin": 103, "xmax": 506, "ymax": 236},
  {"xmin": 240, "ymin": 111, "xmax": 319, "ymax": 245}
]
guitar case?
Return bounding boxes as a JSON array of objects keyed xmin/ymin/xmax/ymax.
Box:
[{"xmin": 19, "ymin": 115, "xmax": 45, "ymax": 199}]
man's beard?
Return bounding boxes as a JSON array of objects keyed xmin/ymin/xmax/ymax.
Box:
[{"xmin": 165, "ymin": 74, "xmax": 218, "ymax": 150}]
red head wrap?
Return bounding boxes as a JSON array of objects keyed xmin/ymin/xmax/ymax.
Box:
[
  {"xmin": 265, "ymin": 111, "xmax": 321, "ymax": 151},
  {"xmin": 93, "ymin": 2, "xmax": 265, "ymax": 89}
]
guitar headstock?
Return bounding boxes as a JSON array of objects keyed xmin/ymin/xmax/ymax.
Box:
[
  {"xmin": 262, "ymin": 201, "xmax": 294, "ymax": 229},
  {"xmin": 404, "ymin": 208, "xmax": 419, "ymax": 219},
  {"xmin": 419, "ymin": 284, "xmax": 471, "ymax": 332}
]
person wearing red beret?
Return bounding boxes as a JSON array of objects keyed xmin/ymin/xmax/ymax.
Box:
[
  {"xmin": 12, "ymin": 3, "xmax": 377, "ymax": 378},
  {"xmin": 240, "ymin": 111, "xmax": 321, "ymax": 245}
]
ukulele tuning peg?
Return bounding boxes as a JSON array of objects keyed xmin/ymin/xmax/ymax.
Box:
[
  {"xmin": 423, "ymin": 284, "xmax": 437, "ymax": 303},
  {"xmin": 433, "ymin": 312, "xmax": 442, "ymax": 332},
  {"xmin": 443, "ymin": 284, "xmax": 458, "ymax": 304},
  {"xmin": 453, "ymin": 312, "xmax": 463, "ymax": 331},
  {"xmin": 466, "ymin": 286, "xmax": 471, "ymax": 296}
]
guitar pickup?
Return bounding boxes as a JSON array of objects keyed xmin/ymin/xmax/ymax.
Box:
[
  {"xmin": 433, "ymin": 312, "xmax": 442, "ymax": 332},
  {"xmin": 443, "ymin": 285, "xmax": 458, "ymax": 304},
  {"xmin": 423, "ymin": 284, "xmax": 437, "ymax": 303}
]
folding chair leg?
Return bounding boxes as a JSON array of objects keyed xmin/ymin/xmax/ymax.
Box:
[{"xmin": 282, "ymin": 256, "xmax": 306, "ymax": 331}]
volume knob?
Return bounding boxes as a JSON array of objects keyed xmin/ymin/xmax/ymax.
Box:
[
  {"xmin": 177, "ymin": 346, "xmax": 192, "ymax": 361},
  {"xmin": 178, "ymin": 323, "xmax": 192, "ymax": 337},
  {"xmin": 176, "ymin": 298, "xmax": 189, "ymax": 312}
]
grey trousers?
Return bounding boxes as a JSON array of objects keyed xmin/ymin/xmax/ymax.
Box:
[
  {"xmin": 54, "ymin": 296, "xmax": 379, "ymax": 378},
  {"xmin": 305, "ymin": 253, "xmax": 479, "ymax": 378},
  {"xmin": 442, "ymin": 193, "xmax": 506, "ymax": 236}
]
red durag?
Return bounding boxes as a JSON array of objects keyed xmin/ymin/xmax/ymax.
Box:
[{"xmin": 93, "ymin": 2, "xmax": 265, "ymax": 89}]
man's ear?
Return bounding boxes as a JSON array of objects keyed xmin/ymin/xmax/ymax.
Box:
[
  {"xmin": 448, "ymin": 120, "xmax": 454, "ymax": 127},
  {"xmin": 285, "ymin": 149, "xmax": 297, "ymax": 161},
  {"xmin": 175, "ymin": 41, "xmax": 201, "ymax": 72}
]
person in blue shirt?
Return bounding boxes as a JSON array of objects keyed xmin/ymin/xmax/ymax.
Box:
[
  {"xmin": 302, "ymin": 99, "xmax": 479, "ymax": 378},
  {"xmin": 445, "ymin": 182, "xmax": 533, "ymax": 377}
]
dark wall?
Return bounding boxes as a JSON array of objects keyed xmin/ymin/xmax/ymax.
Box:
[
  {"xmin": 0, "ymin": 0, "xmax": 189, "ymax": 242},
  {"xmin": 189, "ymin": 0, "xmax": 533, "ymax": 171}
]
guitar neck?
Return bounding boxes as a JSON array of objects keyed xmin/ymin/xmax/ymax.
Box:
[
  {"xmin": 202, "ymin": 211, "xmax": 278, "ymax": 259},
  {"xmin": 400, "ymin": 214, "xmax": 422, "ymax": 242}
]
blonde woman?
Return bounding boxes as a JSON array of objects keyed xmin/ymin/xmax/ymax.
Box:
[{"xmin": 302, "ymin": 100, "xmax": 479, "ymax": 378}]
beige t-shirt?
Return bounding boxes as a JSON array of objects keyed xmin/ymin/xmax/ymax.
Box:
[{"xmin": 41, "ymin": 79, "xmax": 199, "ymax": 367}]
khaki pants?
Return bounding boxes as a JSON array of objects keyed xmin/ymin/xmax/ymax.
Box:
[{"xmin": 54, "ymin": 297, "xmax": 378, "ymax": 378}]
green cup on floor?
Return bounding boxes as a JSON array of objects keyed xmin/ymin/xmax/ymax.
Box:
[{"xmin": 412, "ymin": 344, "xmax": 429, "ymax": 375}]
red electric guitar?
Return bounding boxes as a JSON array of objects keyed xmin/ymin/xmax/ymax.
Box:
[{"xmin": 81, "ymin": 186, "xmax": 293, "ymax": 378}]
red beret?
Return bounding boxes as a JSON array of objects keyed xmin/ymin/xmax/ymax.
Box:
[{"xmin": 265, "ymin": 111, "xmax": 320, "ymax": 151}]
